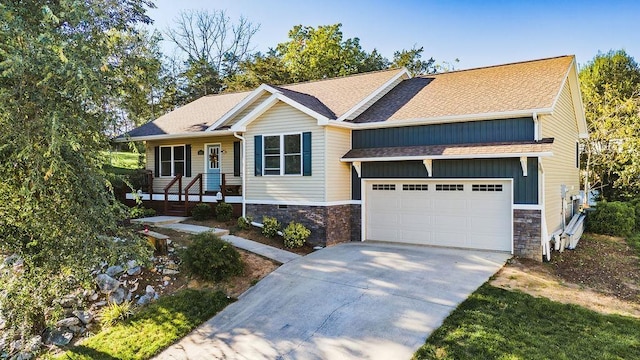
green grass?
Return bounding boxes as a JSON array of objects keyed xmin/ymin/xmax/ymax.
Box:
[
  {"xmin": 414, "ymin": 284, "xmax": 640, "ymax": 360},
  {"xmin": 60, "ymin": 290, "xmax": 233, "ymax": 360},
  {"xmin": 103, "ymin": 151, "xmax": 144, "ymax": 170},
  {"xmin": 627, "ymin": 232, "xmax": 640, "ymax": 257}
]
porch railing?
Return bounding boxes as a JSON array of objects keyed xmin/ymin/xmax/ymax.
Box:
[
  {"xmin": 163, "ymin": 174, "xmax": 182, "ymax": 214},
  {"xmin": 184, "ymin": 173, "xmax": 203, "ymax": 214}
]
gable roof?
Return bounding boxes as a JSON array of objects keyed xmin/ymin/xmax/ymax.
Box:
[{"xmin": 350, "ymin": 56, "xmax": 574, "ymax": 123}]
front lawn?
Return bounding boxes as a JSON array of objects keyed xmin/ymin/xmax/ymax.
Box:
[
  {"xmin": 61, "ymin": 289, "xmax": 233, "ymax": 360},
  {"xmin": 414, "ymin": 284, "xmax": 640, "ymax": 360}
]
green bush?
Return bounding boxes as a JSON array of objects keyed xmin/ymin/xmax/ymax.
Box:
[
  {"xmin": 179, "ymin": 232, "xmax": 244, "ymax": 281},
  {"xmin": 262, "ymin": 216, "xmax": 281, "ymax": 238},
  {"xmin": 216, "ymin": 202, "xmax": 233, "ymax": 222},
  {"xmin": 237, "ymin": 216, "xmax": 253, "ymax": 230},
  {"xmin": 587, "ymin": 201, "xmax": 635, "ymax": 236},
  {"xmin": 130, "ymin": 206, "xmax": 156, "ymax": 219},
  {"xmin": 630, "ymin": 198, "xmax": 640, "ymax": 230},
  {"xmin": 283, "ymin": 221, "xmax": 310, "ymax": 248},
  {"xmin": 100, "ymin": 301, "xmax": 134, "ymax": 328},
  {"xmin": 191, "ymin": 203, "xmax": 213, "ymax": 220}
]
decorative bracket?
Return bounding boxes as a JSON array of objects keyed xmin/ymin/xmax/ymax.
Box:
[
  {"xmin": 352, "ymin": 161, "xmax": 361, "ymax": 177},
  {"xmin": 520, "ymin": 156, "xmax": 528, "ymax": 177},
  {"xmin": 422, "ymin": 159, "xmax": 432, "ymax": 177}
]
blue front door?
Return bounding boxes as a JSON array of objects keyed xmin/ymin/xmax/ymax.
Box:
[{"xmin": 206, "ymin": 144, "xmax": 221, "ymax": 192}]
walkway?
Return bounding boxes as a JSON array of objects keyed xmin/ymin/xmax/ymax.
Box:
[{"xmin": 131, "ymin": 216, "xmax": 301, "ymax": 264}]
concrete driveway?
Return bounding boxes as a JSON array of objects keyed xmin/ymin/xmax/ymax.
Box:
[{"xmin": 156, "ymin": 242, "xmax": 510, "ymax": 360}]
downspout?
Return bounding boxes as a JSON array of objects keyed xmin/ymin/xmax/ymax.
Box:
[{"xmin": 233, "ymin": 132, "xmax": 246, "ymax": 218}]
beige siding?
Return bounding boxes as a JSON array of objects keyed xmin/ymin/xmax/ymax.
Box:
[
  {"xmin": 541, "ymin": 81, "xmax": 580, "ymax": 235},
  {"xmin": 325, "ymin": 127, "xmax": 352, "ymax": 201},
  {"xmin": 145, "ymin": 136, "xmax": 241, "ymax": 193},
  {"xmin": 221, "ymin": 92, "xmax": 272, "ymax": 127},
  {"xmin": 346, "ymin": 75, "xmax": 405, "ymax": 120},
  {"xmin": 244, "ymin": 101, "xmax": 326, "ymax": 202}
]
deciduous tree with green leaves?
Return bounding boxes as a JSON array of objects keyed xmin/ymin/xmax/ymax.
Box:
[
  {"xmin": 579, "ymin": 50, "xmax": 640, "ymax": 200},
  {"xmin": 0, "ymin": 0, "xmax": 153, "ymax": 348}
]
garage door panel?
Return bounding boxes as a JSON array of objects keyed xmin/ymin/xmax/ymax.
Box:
[{"xmin": 366, "ymin": 180, "xmax": 511, "ymax": 252}]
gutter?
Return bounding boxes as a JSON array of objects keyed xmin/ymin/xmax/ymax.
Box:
[
  {"xmin": 113, "ymin": 130, "xmax": 236, "ymax": 143},
  {"xmin": 233, "ymin": 131, "xmax": 247, "ymax": 218}
]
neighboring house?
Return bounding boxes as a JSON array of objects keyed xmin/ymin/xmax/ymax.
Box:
[{"xmin": 118, "ymin": 55, "xmax": 587, "ymax": 261}]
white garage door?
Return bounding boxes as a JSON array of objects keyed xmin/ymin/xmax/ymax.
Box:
[{"xmin": 365, "ymin": 179, "xmax": 512, "ymax": 251}]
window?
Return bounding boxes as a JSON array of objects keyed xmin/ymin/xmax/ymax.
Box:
[
  {"xmin": 435, "ymin": 184, "xmax": 464, "ymax": 191},
  {"xmin": 159, "ymin": 145, "xmax": 185, "ymax": 177},
  {"xmin": 403, "ymin": 184, "xmax": 429, "ymax": 191},
  {"xmin": 263, "ymin": 134, "xmax": 302, "ymax": 175},
  {"xmin": 472, "ymin": 184, "xmax": 503, "ymax": 192},
  {"xmin": 372, "ymin": 184, "xmax": 396, "ymax": 191}
]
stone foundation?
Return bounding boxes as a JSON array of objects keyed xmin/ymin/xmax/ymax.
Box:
[
  {"xmin": 246, "ymin": 204, "xmax": 359, "ymax": 246},
  {"xmin": 513, "ymin": 209, "xmax": 542, "ymax": 261}
]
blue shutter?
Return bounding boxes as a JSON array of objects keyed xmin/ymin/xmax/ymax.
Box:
[
  {"xmin": 303, "ymin": 132, "xmax": 312, "ymax": 176},
  {"xmin": 254, "ymin": 135, "xmax": 262, "ymax": 176},
  {"xmin": 185, "ymin": 144, "xmax": 192, "ymax": 177},
  {"xmin": 154, "ymin": 146, "xmax": 159, "ymax": 177},
  {"xmin": 234, "ymin": 141, "xmax": 241, "ymax": 177}
]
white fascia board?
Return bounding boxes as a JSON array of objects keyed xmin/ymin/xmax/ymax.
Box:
[
  {"xmin": 326, "ymin": 108, "xmax": 554, "ymax": 130},
  {"xmin": 337, "ymin": 68, "xmax": 411, "ymax": 122},
  {"xmin": 340, "ymin": 152, "xmax": 553, "ymax": 163},
  {"xmin": 114, "ymin": 130, "xmax": 236, "ymax": 143},
  {"xmin": 550, "ymin": 58, "xmax": 589, "ymax": 139},
  {"xmin": 206, "ymin": 84, "xmax": 282, "ymax": 131},
  {"xmin": 229, "ymin": 94, "xmax": 280, "ymax": 132}
]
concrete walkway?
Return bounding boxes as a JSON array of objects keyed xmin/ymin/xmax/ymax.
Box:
[
  {"xmin": 132, "ymin": 216, "xmax": 301, "ymax": 264},
  {"xmin": 155, "ymin": 243, "xmax": 510, "ymax": 360}
]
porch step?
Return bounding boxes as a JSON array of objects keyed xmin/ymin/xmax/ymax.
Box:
[{"xmin": 131, "ymin": 216, "xmax": 189, "ymax": 226}]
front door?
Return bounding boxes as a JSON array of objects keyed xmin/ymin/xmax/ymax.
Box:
[{"xmin": 206, "ymin": 144, "xmax": 221, "ymax": 192}]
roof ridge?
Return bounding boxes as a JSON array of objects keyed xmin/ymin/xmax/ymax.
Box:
[
  {"xmin": 277, "ymin": 67, "xmax": 404, "ymax": 88},
  {"xmin": 421, "ymin": 55, "xmax": 574, "ymax": 77}
]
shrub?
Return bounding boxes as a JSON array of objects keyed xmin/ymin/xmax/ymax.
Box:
[
  {"xmin": 191, "ymin": 203, "xmax": 213, "ymax": 220},
  {"xmin": 630, "ymin": 198, "xmax": 640, "ymax": 230},
  {"xmin": 262, "ymin": 216, "xmax": 280, "ymax": 238},
  {"xmin": 587, "ymin": 201, "xmax": 635, "ymax": 236},
  {"xmin": 283, "ymin": 222, "xmax": 311, "ymax": 248},
  {"xmin": 129, "ymin": 206, "xmax": 155, "ymax": 219},
  {"xmin": 216, "ymin": 202, "xmax": 233, "ymax": 222},
  {"xmin": 100, "ymin": 301, "xmax": 134, "ymax": 328},
  {"xmin": 237, "ymin": 216, "xmax": 253, "ymax": 230},
  {"xmin": 179, "ymin": 232, "xmax": 243, "ymax": 281}
]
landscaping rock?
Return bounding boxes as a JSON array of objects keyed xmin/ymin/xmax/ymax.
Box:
[
  {"xmin": 0, "ymin": 316, "xmax": 6, "ymax": 330},
  {"xmin": 162, "ymin": 269, "xmax": 179, "ymax": 275},
  {"xmin": 55, "ymin": 317, "xmax": 80, "ymax": 328},
  {"xmin": 89, "ymin": 292, "xmax": 99, "ymax": 301},
  {"xmin": 47, "ymin": 330, "xmax": 73, "ymax": 347},
  {"xmin": 145, "ymin": 285, "xmax": 155, "ymax": 295},
  {"xmin": 26, "ymin": 336, "xmax": 41, "ymax": 352},
  {"xmin": 72, "ymin": 310, "xmax": 93, "ymax": 325},
  {"xmin": 58, "ymin": 295, "xmax": 78, "ymax": 309},
  {"xmin": 68, "ymin": 325, "xmax": 85, "ymax": 334},
  {"xmin": 11, "ymin": 352, "xmax": 33, "ymax": 360},
  {"xmin": 136, "ymin": 294, "xmax": 152, "ymax": 306},
  {"xmin": 108, "ymin": 287, "xmax": 128, "ymax": 305},
  {"xmin": 129, "ymin": 281, "xmax": 139, "ymax": 293},
  {"xmin": 105, "ymin": 265, "xmax": 124, "ymax": 277},
  {"xmin": 127, "ymin": 266, "xmax": 142, "ymax": 276},
  {"xmin": 95, "ymin": 274, "xmax": 120, "ymax": 293},
  {"xmin": 93, "ymin": 301, "xmax": 107, "ymax": 307}
]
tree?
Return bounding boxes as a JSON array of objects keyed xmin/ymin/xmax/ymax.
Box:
[
  {"xmin": 276, "ymin": 23, "xmax": 389, "ymax": 82},
  {"xmin": 0, "ymin": 0, "xmax": 152, "ymax": 346},
  {"xmin": 391, "ymin": 46, "xmax": 436, "ymax": 76},
  {"xmin": 165, "ymin": 9, "xmax": 259, "ymax": 102},
  {"xmin": 579, "ymin": 50, "xmax": 640, "ymax": 200},
  {"xmin": 224, "ymin": 50, "xmax": 294, "ymax": 92}
]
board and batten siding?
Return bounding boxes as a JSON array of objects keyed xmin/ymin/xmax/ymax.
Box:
[
  {"xmin": 324, "ymin": 127, "xmax": 352, "ymax": 202},
  {"xmin": 540, "ymin": 81, "xmax": 580, "ymax": 235},
  {"xmin": 146, "ymin": 136, "xmax": 241, "ymax": 193},
  {"xmin": 244, "ymin": 101, "xmax": 326, "ymax": 202}
]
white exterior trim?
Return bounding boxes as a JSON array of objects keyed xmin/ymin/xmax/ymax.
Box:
[
  {"xmin": 513, "ymin": 204, "xmax": 543, "ymax": 210},
  {"xmin": 245, "ymin": 199, "xmax": 361, "ymax": 206},
  {"xmin": 115, "ymin": 130, "xmax": 235, "ymax": 143},
  {"xmin": 327, "ymin": 108, "xmax": 554, "ymax": 130},
  {"xmin": 206, "ymin": 84, "xmax": 281, "ymax": 131},
  {"xmin": 229, "ymin": 94, "xmax": 280, "ymax": 132},
  {"xmin": 203, "ymin": 142, "xmax": 222, "ymax": 192},
  {"xmin": 125, "ymin": 193, "xmax": 242, "ymax": 204},
  {"xmin": 549, "ymin": 58, "xmax": 588, "ymax": 138},
  {"xmin": 341, "ymin": 151, "xmax": 553, "ymax": 163},
  {"xmin": 337, "ymin": 68, "xmax": 411, "ymax": 122}
]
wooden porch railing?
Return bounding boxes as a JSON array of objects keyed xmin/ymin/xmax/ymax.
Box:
[
  {"xmin": 184, "ymin": 173, "xmax": 203, "ymax": 214},
  {"xmin": 163, "ymin": 174, "xmax": 182, "ymax": 214}
]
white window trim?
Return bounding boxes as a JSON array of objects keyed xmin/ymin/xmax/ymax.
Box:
[
  {"xmin": 159, "ymin": 144, "xmax": 186, "ymax": 177},
  {"xmin": 262, "ymin": 132, "xmax": 303, "ymax": 176}
]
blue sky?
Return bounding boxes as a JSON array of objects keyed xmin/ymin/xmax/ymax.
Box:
[{"xmin": 148, "ymin": 0, "xmax": 639, "ymax": 70}]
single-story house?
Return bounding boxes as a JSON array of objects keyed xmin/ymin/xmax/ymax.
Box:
[{"xmin": 118, "ymin": 55, "xmax": 588, "ymax": 261}]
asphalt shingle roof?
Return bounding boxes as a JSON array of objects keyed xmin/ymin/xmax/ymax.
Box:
[{"xmin": 350, "ymin": 56, "xmax": 573, "ymax": 123}]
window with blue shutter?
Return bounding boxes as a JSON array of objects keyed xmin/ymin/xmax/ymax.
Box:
[
  {"xmin": 254, "ymin": 135, "xmax": 262, "ymax": 176},
  {"xmin": 302, "ymin": 132, "xmax": 311, "ymax": 176}
]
